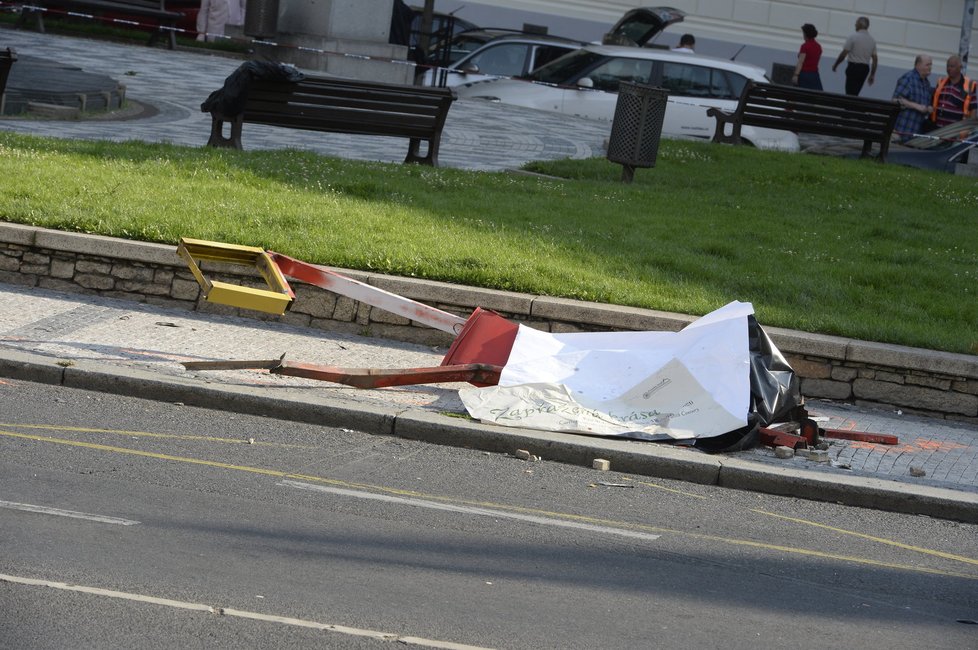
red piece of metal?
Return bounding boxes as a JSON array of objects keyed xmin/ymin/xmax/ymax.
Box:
[
  {"xmin": 440, "ymin": 307, "xmax": 519, "ymax": 384},
  {"xmin": 799, "ymin": 418, "xmax": 820, "ymax": 446},
  {"xmin": 759, "ymin": 427, "xmax": 808, "ymax": 450},
  {"xmin": 268, "ymin": 251, "xmax": 468, "ymax": 335},
  {"xmin": 270, "ymin": 360, "xmax": 503, "ymax": 389},
  {"xmin": 822, "ymin": 429, "xmax": 899, "ymax": 445}
]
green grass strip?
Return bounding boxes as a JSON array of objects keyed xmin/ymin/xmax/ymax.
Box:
[{"xmin": 1, "ymin": 133, "xmax": 975, "ymax": 355}]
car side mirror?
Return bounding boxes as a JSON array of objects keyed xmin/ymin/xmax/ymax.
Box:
[
  {"xmin": 576, "ymin": 77, "xmax": 594, "ymax": 89},
  {"xmin": 460, "ymin": 63, "xmax": 480, "ymax": 74}
]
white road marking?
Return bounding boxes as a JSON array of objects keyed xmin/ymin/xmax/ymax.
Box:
[
  {"xmin": 279, "ymin": 480, "xmax": 661, "ymax": 542},
  {"xmin": 0, "ymin": 573, "xmax": 214, "ymax": 612},
  {"xmin": 0, "ymin": 500, "xmax": 139, "ymax": 525},
  {"xmin": 0, "ymin": 573, "xmax": 492, "ymax": 650}
]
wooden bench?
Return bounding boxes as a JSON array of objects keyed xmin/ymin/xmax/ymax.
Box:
[
  {"xmin": 707, "ymin": 81, "xmax": 902, "ymax": 161},
  {"xmin": 205, "ymin": 75, "xmax": 457, "ymax": 166},
  {"xmin": 18, "ymin": 0, "xmax": 184, "ymax": 49}
]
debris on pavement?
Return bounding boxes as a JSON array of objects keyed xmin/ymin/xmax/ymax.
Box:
[
  {"xmin": 822, "ymin": 428, "xmax": 899, "ymax": 445},
  {"xmin": 514, "ymin": 449, "xmax": 540, "ymax": 461},
  {"xmin": 774, "ymin": 446, "xmax": 794, "ymax": 459},
  {"xmin": 175, "ymin": 238, "xmax": 807, "ymax": 452}
]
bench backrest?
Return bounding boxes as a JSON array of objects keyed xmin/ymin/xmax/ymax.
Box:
[
  {"xmin": 0, "ymin": 48, "xmax": 15, "ymax": 96},
  {"xmin": 243, "ymin": 77, "xmax": 456, "ymax": 140},
  {"xmin": 38, "ymin": 0, "xmax": 171, "ymax": 11},
  {"xmin": 737, "ymin": 81, "xmax": 901, "ymax": 141}
]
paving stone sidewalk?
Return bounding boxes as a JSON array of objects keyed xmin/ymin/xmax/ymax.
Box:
[
  {"xmin": 0, "ymin": 27, "xmax": 611, "ymax": 170},
  {"xmin": 2, "ymin": 282, "xmax": 975, "ymax": 496}
]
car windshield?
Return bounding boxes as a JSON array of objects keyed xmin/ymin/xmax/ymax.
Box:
[
  {"xmin": 525, "ymin": 50, "xmax": 605, "ymax": 84},
  {"xmin": 427, "ymin": 33, "xmax": 492, "ymax": 64},
  {"xmin": 449, "ymin": 36, "xmax": 491, "ymax": 63},
  {"xmin": 903, "ymin": 120, "xmax": 978, "ymax": 151}
]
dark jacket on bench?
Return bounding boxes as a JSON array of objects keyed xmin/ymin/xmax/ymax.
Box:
[{"xmin": 201, "ymin": 61, "xmax": 305, "ymax": 117}]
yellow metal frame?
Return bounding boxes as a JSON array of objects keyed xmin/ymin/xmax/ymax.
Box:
[{"xmin": 177, "ymin": 238, "xmax": 295, "ymax": 315}]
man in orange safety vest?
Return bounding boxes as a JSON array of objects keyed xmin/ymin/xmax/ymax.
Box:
[{"xmin": 931, "ymin": 55, "xmax": 977, "ymax": 127}]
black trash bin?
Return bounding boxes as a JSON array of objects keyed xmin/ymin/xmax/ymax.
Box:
[
  {"xmin": 606, "ymin": 82, "xmax": 669, "ymax": 183},
  {"xmin": 770, "ymin": 62, "xmax": 795, "ymax": 86}
]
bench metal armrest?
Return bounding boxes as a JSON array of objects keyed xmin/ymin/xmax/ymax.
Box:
[{"xmin": 706, "ymin": 107, "xmax": 742, "ymax": 145}]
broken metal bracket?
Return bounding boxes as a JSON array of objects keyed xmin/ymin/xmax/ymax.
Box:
[
  {"xmin": 183, "ymin": 356, "xmax": 502, "ymax": 389},
  {"xmin": 176, "ymin": 238, "xmax": 467, "ymax": 334},
  {"xmin": 177, "ymin": 238, "xmax": 295, "ymax": 315}
]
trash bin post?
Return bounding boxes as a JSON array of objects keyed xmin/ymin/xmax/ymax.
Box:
[
  {"xmin": 606, "ymin": 82, "xmax": 669, "ymax": 183},
  {"xmin": 245, "ymin": 0, "xmax": 280, "ymax": 39}
]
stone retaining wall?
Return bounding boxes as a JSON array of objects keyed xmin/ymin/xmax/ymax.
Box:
[{"xmin": 2, "ymin": 223, "xmax": 977, "ymax": 425}]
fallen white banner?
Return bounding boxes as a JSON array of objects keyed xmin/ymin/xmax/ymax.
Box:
[{"xmin": 459, "ymin": 301, "xmax": 754, "ymax": 440}]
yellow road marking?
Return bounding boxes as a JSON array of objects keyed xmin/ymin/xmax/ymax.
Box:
[
  {"xmin": 619, "ymin": 476, "xmax": 708, "ymax": 499},
  {"xmin": 2, "ymin": 428, "xmax": 977, "ymax": 580},
  {"xmin": 623, "ymin": 475, "xmax": 978, "ymax": 568},
  {"xmin": 751, "ymin": 509, "xmax": 978, "ymax": 567},
  {"xmin": 618, "ymin": 466, "xmax": 978, "ymax": 569},
  {"xmin": 0, "ymin": 423, "xmax": 313, "ymax": 449}
]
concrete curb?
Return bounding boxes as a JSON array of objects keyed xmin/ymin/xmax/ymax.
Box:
[
  {"xmin": 717, "ymin": 459, "xmax": 978, "ymax": 523},
  {"xmin": 3, "ymin": 222, "xmax": 978, "ymax": 421},
  {"xmin": 3, "ymin": 349, "xmax": 977, "ymax": 523}
]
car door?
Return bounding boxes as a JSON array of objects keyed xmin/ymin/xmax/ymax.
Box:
[
  {"xmin": 436, "ymin": 41, "xmax": 533, "ymax": 86},
  {"xmin": 459, "ymin": 42, "xmax": 533, "ymax": 82},
  {"xmin": 656, "ymin": 62, "xmax": 743, "ymax": 139},
  {"xmin": 559, "ymin": 55, "xmax": 655, "ymax": 121}
]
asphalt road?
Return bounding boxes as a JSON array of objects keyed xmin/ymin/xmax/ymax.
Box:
[{"xmin": 2, "ymin": 380, "xmax": 977, "ymax": 649}]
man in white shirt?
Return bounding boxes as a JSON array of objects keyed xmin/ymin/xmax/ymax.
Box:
[
  {"xmin": 671, "ymin": 34, "xmax": 695, "ymax": 53},
  {"xmin": 831, "ymin": 16, "xmax": 877, "ymax": 96}
]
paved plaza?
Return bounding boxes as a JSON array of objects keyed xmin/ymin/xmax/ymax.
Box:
[{"xmin": 1, "ymin": 27, "xmax": 976, "ymax": 519}]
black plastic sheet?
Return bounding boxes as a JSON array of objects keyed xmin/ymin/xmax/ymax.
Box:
[{"xmin": 695, "ymin": 316, "xmax": 801, "ymax": 453}]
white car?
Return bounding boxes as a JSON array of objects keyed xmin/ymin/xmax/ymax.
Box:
[{"xmin": 455, "ymin": 45, "xmax": 800, "ymax": 151}]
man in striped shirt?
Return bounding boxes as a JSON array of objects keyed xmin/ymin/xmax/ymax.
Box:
[{"xmin": 931, "ymin": 55, "xmax": 977, "ymax": 127}]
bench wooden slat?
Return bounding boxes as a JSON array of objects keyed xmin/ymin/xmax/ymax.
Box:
[
  {"xmin": 206, "ymin": 73, "xmax": 457, "ymax": 166},
  {"xmin": 740, "ymin": 98, "xmax": 896, "ymax": 121},
  {"xmin": 248, "ymin": 90, "xmax": 448, "ymax": 118},
  {"xmin": 252, "ymin": 86, "xmax": 450, "ymax": 109},
  {"xmin": 739, "ymin": 107, "xmax": 891, "ymax": 135},
  {"xmin": 709, "ymin": 81, "xmax": 901, "ymax": 161},
  {"xmin": 245, "ymin": 103, "xmax": 439, "ymax": 132}
]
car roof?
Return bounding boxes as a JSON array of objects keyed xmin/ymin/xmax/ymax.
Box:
[
  {"xmin": 408, "ymin": 5, "xmax": 479, "ymax": 30},
  {"xmin": 450, "ymin": 28, "xmax": 586, "ymax": 46},
  {"xmin": 580, "ymin": 43, "xmax": 768, "ymax": 77}
]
